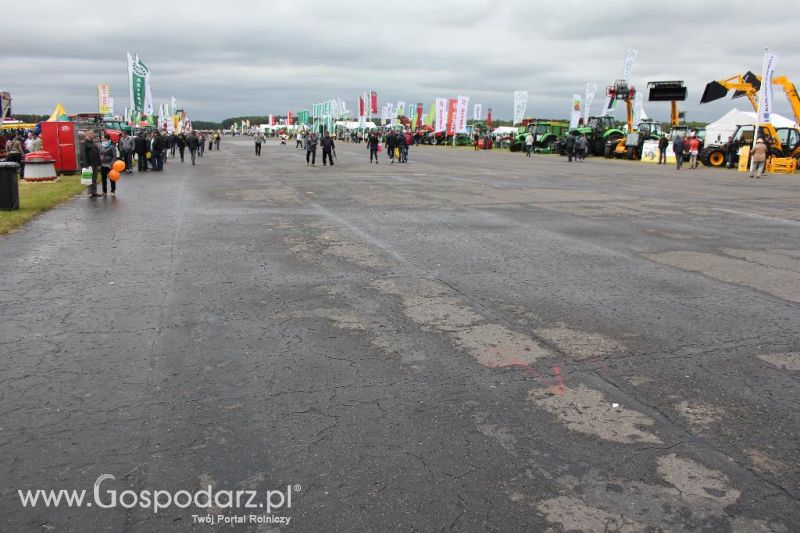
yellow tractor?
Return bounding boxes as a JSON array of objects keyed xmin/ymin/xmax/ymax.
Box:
[{"xmin": 699, "ymin": 72, "xmax": 800, "ymax": 167}]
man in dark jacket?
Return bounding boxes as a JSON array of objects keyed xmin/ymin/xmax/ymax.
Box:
[
  {"xmin": 152, "ymin": 131, "xmax": 166, "ymax": 171},
  {"xmin": 386, "ymin": 131, "xmax": 397, "ymax": 164},
  {"xmin": 305, "ymin": 133, "xmax": 317, "ymax": 166},
  {"xmin": 134, "ymin": 132, "xmax": 149, "ymax": 171},
  {"xmin": 672, "ymin": 135, "xmax": 684, "ymax": 170},
  {"xmin": 724, "ymin": 136, "xmax": 737, "ymax": 168},
  {"xmin": 564, "ymin": 131, "xmax": 577, "ymax": 162},
  {"xmin": 186, "ymin": 131, "xmax": 199, "ymax": 165},
  {"xmin": 79, "ymin": 130, "xmax": 102, "ymax": 198},
  {"xmin": 658, "ymin": 135, "xmax": 669, "ymax": 164},
  {"xmin": 177, "ymin": 133, "xmax": 187, "ymax": 162},
  {"xmin": 397, "ymin": 131, "xmax": 408, "ymax": 163},
  {"xmin": 368, "ymin": 132, "xmax": 379, "ymax": 164},
  {"xmin": 321, "ymin": 133, "xmax": 335, "ymax": 166}
]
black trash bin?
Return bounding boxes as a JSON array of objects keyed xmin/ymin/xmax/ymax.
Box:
[{"xmin": 0, "ymin": 161, "xmax": 20, "ymax": 210}]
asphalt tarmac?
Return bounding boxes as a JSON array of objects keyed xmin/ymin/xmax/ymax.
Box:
[{"xmin": 1, "ymin": 138, "xmax": 798, "ymax": 532}]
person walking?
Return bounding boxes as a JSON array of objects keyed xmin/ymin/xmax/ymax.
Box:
[
  {"xmin": 368, "ymin": 132, "xmax": 379, "ymax": 164},
  {"xmin": 386, "ymin": 131, "xmax": 397, "ymax": 164},
  {"xmin": 198, "ymin": 132, "xmax": 205, "ymax": 157},
  {"xmin": 724, "ymin": 136, "xmax": 737, "ymax": 168},
  {"xmin": 134, "ymin": 131, "xmax": 148, "ymax": 171},
  {"xmin": 750, "ymin": 138, "xmax": 768, "ymax": 178},
  {"xmin": 99, "ymin": 133, "xmax": 117, "ymax": 196},
  {"xmin": 168, "ymin": 132, "xmax": 177, "ymax": 158},
  {"xmin": 564, "ymin": 131, "xmax": 576, "ymax": 162},
  {"xmin": 672, "ymin": 135, "xmax": 684, "ymax": 170},
  {"xmin": 214, "ymin": 131, "xmax": 221, "ymax": 150},
  {"xmin": 576, "ymin": 134, "xmax": 589, "ymax": 161},
  {"xmin": 397, "ymin": 131, "xmax": 408, "ymax": 163},
  {"xmin": 687, "ymin": 135, "xmax": 700, "ymax": 169},
  {"xmin": 321, "ymin": 132, "xmax": 335, "ymax": 166},
  {"xmin": 254, "ymin": 131, "xmax": 265, "ymax": 156},
  {"xmin": 186, "ymin": 130, "xmax": 199, "ymax": 165},
  {"xmin": 658, "ymin": 135, "xmax": 669, "ymax": 165},
  {"xmin": 177, "ymin": 132, "xmax": 187, "ymax": 162},
  {"xmin": 305, "ymin": 133, "xmax": 317, "ymax": 166},
  {"xmin": 79, "ymin": 130, "xmax": 102, "ymax": 198},
  {"xmin": 118, "ymin": 132, "xmax": 134, "ymax": 173},
  {"xmin": 296, "ymin": 132, "xmax": 303, "ymax": 148},
  {"xmin": 152, "ymin": 131, "xmax": 166, "ymax": 171},
  {"xmin": 524, "ymin": 132, "xmax": 534, "ymax": 157},
  {"xmin": 208, "ymin": 134, "xmax": 214, "ymax": 151}
]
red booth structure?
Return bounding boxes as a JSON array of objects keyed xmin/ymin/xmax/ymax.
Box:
[{"xmin": 39, "ymin": 121, "xmax": 78, "ymax": 174}]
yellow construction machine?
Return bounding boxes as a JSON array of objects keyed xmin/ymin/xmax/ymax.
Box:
[{"xmin": 699, "ymin": 72, "xmax": 800, "ymax": 167}]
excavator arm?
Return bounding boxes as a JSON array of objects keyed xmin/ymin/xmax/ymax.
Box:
[
  {"xmin": 700, "ymin": 74, "xmax": 758, "ymax": 111},
  {"xmin": 771, "ymin": 76, "xmax": 800, "ymax": 126}
]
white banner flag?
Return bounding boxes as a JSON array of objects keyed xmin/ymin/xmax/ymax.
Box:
[
  {"xmin": 513, "ymin": 91, "xmax": 528, "ymax": 125},
  {"xmin": 473, "ymin": 103, "xmax": 482, "ymax": 121},
  {"xmin": 380, "ymin": 105, "xmax": 389, "ymax": 121},
  {"xmin": 633, "ymin": 92, "xmax": 643, "ymax": 127},
  {"xmin": 622, "ymin": 48, "xmax": 638, "ymax": 83},
  {"xmin": 455, "ymin": 95, "xmax": 469, "ymax": 133},
  {"xmin": 386, "ymin": 102, "xmax": 394, "ymax": 117},
  {"xmin": 569, "ymin": 94, "xmax": 582, "ymax": 129},
  {"xmin": 584, "ymin": 83, "xmax": 597, "ymax": 122},
  {"xmin": 757, "ymin": 51, "xmax": 779, "ymax": 124},
  {"xmin": 435, "ymin": 98, "xmax": 447, "ymax": 132}
]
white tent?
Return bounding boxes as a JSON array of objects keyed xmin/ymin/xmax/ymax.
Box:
[
  {"xmin": 492, "ymin": 126, "xmax": 516, "ymax": 135},
  {"xmin": 704, "ymin": 107, "xmax": 797, "ymax": 145}
]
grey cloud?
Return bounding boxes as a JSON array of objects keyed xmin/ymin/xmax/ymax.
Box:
[{"xmin": 3, "ymin": 0, "xmax": 798, "ymax": 122}]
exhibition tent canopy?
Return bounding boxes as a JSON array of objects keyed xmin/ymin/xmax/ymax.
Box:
[{"xmin": 704, "ymin": 107, "xmax": 796, "ymax": 145}]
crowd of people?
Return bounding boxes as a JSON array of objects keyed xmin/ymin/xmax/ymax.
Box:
[{"xmin": 77, "ymin": 129, "xmax": 222, "ymax": 198}]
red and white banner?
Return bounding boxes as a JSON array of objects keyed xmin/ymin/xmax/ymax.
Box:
[
  {"xmin": 370, "ymin": 91, "xmax": 378, "ymax": 114},
  {"xmin": 455, "ymin": 96, "xmax": 469, "ymax": 133},
  {"xmin": 416, "ymin": 102, "xmax": 423, "ymax": 129},
  {"xmin": 358, "ymin": 94, "xmax": 365, "ymax": 117},
  {"xmin": 435, "ymin": 98, "xmax": 447, "ymax": 132},
  {"xmin": 446, "ymin": 98, "xmax": 457, "ymax": 135},
  {"xmin": 487, "ymin": 108, "xmax": 492, "ymax": 129},
  {"xmin": 269, "ymin": 114, "xmax": 274, "ymax": 126},
  {"xmin": 287, "ymin": 111, "xmax": 293, "ymax": 125}
]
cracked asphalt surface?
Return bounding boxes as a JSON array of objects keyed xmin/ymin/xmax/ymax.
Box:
[{"xmin": 1, "ymin": 138, "xmax": 799, "ymax": 532}]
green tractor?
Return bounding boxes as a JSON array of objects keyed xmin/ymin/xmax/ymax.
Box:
[
  {"xmin": 510, "ymin": 120, "xmax": 569, "ymax": 152},
  {"xmin": 575, "ymin": 116, "xmax": 626, "ymax": 156}
]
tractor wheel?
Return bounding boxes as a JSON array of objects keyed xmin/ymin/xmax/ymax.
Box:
[
  {"xmin": 700, "ymin": 147, "xmax": 725, "ymax": 167},
  {"xmin": 603, "ymin": 143, "xmax": 613, "ymax": 158},
  {"xmin": 546, "ymin": 137, "xmax": 558, "ymax": 153},
  {"xmin": 626, "ymin": 146, "xmax": 636, "ymax": 160}
]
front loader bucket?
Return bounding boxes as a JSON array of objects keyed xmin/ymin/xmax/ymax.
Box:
[
  {"xmin": 648, "ymin": 83, "xmax": 687, "ymax": 102},
  {"xmin": 700, "ymin": 81, "xmax": 729, "ymax": 104},
  {"xmin": 733, "ymin": 71, "xmax": 760, "ymax": 99}
]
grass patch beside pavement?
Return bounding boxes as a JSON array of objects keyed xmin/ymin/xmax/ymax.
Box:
[{"xmin": 0, "ymin": 175, "xmax": 85, "ymax": 235}]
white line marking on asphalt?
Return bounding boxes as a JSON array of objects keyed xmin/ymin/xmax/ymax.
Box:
[{"xmin": 712, "ymin": 208, "xmax": 800, "ymax": 226}]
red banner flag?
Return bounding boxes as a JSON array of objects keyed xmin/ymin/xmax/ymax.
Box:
[
  {"xmin": 446, "ymin": 98, "xmax": 457, "ymax": 135},
  {"xmin": 370, "ymin": 91, "xmax": 378, "ymax": 114},
  {"xmin": 487, "ymin": 108, "xmax": 492, "ymax": 129},
  {"xmin": 287, "ymin": 111, "xmax": 293, "ymax": 125},
  {"xmin": 416, "ymin": 102, "xmax": 423, "ymax": 130}
]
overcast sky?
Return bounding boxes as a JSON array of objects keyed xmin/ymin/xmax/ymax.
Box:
[{"xmin": 4, "ymin": 0, "xmax": 799, "ymax": 123}]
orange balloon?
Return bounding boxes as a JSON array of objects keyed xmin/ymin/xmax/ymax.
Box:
[
  {"xmin": 108, "ymin": 169, "xmax": 120, "ymax": 182},
  {"xmin": 112, "ymin": 160, "xmax": 126, "ymax": 172}
]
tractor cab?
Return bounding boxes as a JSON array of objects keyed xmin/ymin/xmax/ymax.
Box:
[
  {"xmin": 585, "ymin": 116, "xmax": 615, "ymax": 134},
  {"xmin": 637, "ymin": 120, "xmax": 664, "ymax": 139},
  {"xmin": 732, "ymin": 124, "xmax": 800, "ymax": 156}
]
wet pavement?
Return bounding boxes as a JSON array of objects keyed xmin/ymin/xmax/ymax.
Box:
[{"xmin": 1, "ymin": 138, "xmax": 799, "ymax": 532}]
